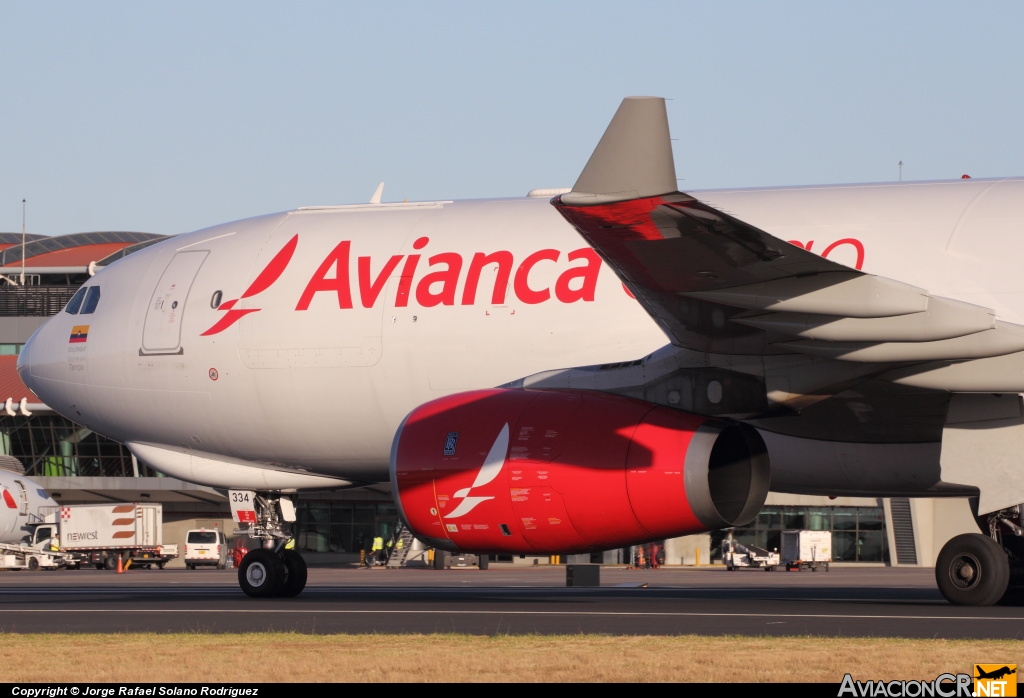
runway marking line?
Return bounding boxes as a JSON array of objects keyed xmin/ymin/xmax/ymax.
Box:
[{"xmin": 1, "ymin": 609, "xmax": 1020, "ymax": 621}]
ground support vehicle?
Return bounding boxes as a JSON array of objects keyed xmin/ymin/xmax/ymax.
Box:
[
  {"xmin": 722, "ymin": 535, "xmax": 780, "ymax": 571},
  {"xmin": 429, "ymin": 550, "xmax": 490, "ymax": 570},
  {"xmin": 782, "ymin": 530, "xmax": 832, "ymax": 571},
  {"xmin": 32, "ymin": 503, "xmax": 177, "ymax": 570},
  {"xmin": 0, "ymin": 541, "xmax": 72, "ymax": 570},
  {"xmin": 184, "ymin": 529, "xmax": 228, "ymax": 569}
]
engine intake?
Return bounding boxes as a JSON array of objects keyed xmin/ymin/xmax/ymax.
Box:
[{"xmin": 391, "ymin": 389, "xmax": 769, "ymax": 553}]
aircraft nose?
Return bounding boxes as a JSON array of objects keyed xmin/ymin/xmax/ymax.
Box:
[
  {"xmin": 17, "ymin": 319, "xmax": 64, "ymax": 406},
  {"xmin": 17, "ymin": 330, "xmax": 37, "ymax": 386}
]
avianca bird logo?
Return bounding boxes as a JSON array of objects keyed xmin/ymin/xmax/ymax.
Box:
[
  {"xmin": 200, "ymin": 235, "xmax": 298, "ymax": 336},
  {"xmin": 444, "ymin": 423, "xmax": 509, "ymax": 519}
]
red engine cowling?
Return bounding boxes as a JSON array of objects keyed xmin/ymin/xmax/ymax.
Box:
[{"xmin": 391, "ymin": 389, "xmax": 769, "ymax": 554}]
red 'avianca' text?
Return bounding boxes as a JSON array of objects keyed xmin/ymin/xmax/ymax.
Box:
[{"xmin": 294, "ymin": 236, "xmax": 603, "ymax": 311}]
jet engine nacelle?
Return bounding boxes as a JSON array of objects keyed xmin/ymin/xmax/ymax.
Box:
[{"xmin": 391, "ymin": 389, "xmax": 770, "ymax": 554}]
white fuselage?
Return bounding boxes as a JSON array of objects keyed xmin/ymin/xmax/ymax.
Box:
[
  {"xmin": 0, "ymin": 470, "xmax": 57, "ymax": 544},
  {"xmin": 19, "ymin": 179, "xmax": 1024, "ymax": 490}
]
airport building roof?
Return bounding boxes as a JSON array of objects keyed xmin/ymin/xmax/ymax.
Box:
[
  {"xmin": 0, "ymin": 233, "xmax": 45, "ymax": 252},
  {"xmin": 0, "ymin": 356, "xmax": 36, "ymax": 400},
  {"xmin": 0, "ymin": 356, "xmax": 44, "ymax": 413},
  {"xmin": 94, "ymin": 236, "xmax": 169, "ymax": 266},
  {"xmin": 0, "ymin": 231, "xmax": 165, "ymax": 273}
]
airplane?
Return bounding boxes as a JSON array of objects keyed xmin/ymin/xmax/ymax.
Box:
[
  {"xmin": 975, "ymin": 666, "xmax": 1017, "ymax": 681},
  {"xmin": 16, "ymin": 97, "xmax": 1024, "ymax": 605},
  {"xmin": 0, "ymin": 468, "xmax": 58, "ymax": 544}
]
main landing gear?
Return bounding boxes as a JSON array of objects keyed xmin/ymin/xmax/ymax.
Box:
[
  {"xmin": 935, "ymin": 504, "xmax": 1024, "ymax": 606},
  {"xmin": 232, "ymin": 492, "xmax": 308, "ymax": 598},
  {"xmin": 238, "ymin": 548, "xmax": 307, "ymax": 598}
]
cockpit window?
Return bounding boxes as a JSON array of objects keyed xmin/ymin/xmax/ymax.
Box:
[
  {"xmin": 65, "ymin": 288, "xmax": 87, "ymax": 315},
  {"xmin": 80, "ymin": 286, "xmax": 101, "ymax": 314}
]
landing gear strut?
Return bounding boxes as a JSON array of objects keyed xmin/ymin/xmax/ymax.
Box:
[
  {"xmin": 935, "ymin": 504, "xmax": 1024, "ymax": 606},
  {"xmin": 231, "ymin": 491, "xmax": 307, "ymax": 598}
]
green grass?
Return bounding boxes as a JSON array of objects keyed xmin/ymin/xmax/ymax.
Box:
[{"xmin": 0, "ymin": 633, "xmax": 1018, "ymax": 682}]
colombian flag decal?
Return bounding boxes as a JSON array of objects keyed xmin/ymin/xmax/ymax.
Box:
[{"xmin": 69, "ymin": 325, "xmax": 89, "ymax": 343}]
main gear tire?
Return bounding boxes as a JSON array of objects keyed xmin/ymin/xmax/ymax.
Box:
[
  {"xmin": 935, "ymin": 533, "xmax": 1010, "ymax": 606},
  {"xmin": 238, "ymin": 549, "xmax": 285, "ymax": 598},
  {"xmin": 279, "ymin": 550, "xmax": 308, "ymax": 598}
]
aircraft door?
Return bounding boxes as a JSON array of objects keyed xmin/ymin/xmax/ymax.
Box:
[
  {"xmin": 142, "ymin": 251, "xmax": 209, "ymax": 355},
  {"xmin": 13, "ymin": 480, "xmax": 27, "ymax": 516}
]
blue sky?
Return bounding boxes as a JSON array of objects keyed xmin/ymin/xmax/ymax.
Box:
[{"xmin": 2, "ymin": 2, "xmax": 1023, "ymax": 237}]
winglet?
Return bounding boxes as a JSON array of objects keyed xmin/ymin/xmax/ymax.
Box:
[
  {"xmin": 369, "ymin": 182, "xmax": 384, "ymax": 204},
  {"xmin": 561, "ymin": 97, "xmax": 677, "ymax": 205}
]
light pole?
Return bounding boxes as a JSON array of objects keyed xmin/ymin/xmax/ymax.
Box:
[{"xmin": 20, "ymin": 199, "xmax": 26, "ymax": 286}]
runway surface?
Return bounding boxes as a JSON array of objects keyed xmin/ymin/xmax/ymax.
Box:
[{"xmin": 1, "ymin": 565, "xmax": 1022, "ymax": 638}]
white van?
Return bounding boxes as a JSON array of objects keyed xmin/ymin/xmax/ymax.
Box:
[{"xmin": 184, "ymin": 529, "xmax": 228, "ymax": 569}]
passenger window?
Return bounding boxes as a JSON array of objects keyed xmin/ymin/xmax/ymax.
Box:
[
  {"xmin": 80, "ymin": 286, "xmax": 101, "ymax": 314},
  {"xmin": 65, "ymin": 288, "xmax": 87, "ymax": 315}
]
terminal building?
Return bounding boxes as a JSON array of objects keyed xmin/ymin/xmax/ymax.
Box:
[{"xmin": 0, "ymin": 231, "xmax": 979, "ymax": 567}]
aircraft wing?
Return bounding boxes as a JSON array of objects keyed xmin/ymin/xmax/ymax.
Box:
[{"xmin": 552, "ymin": 97, "xmax": 1016, "ymax": 363}]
